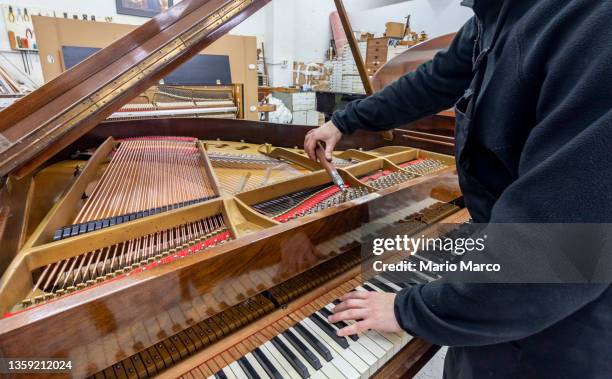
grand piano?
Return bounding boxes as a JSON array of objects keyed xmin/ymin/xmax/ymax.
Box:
[{"xmin": 0, "ymin": 1, "xmax": 465, "ymax": 378}]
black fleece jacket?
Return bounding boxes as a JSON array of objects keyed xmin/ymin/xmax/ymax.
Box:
[{"xmin": 332, "ymin": 1, "xmax": 612, "ymax": 378}]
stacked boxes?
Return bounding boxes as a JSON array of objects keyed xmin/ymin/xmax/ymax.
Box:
[
  {"xmin": 273, "ymin": 91, "xmax": 322, "ymax": 126},
  {"xmin": 330, "ymin": 42, "xmax": 367, "ymax": 94}
]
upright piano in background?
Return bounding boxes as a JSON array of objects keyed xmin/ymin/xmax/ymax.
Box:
[{"xmin": 0, "ymin": 1, "xmax": 466, "ymax": 377}]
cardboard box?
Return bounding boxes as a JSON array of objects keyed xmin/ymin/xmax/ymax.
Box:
[
  {"xmin": 293, "ymin": 62, "xmax": 331, "ymax": 87},
  {"xmin": 293, "ymin": 110, "xmax": 322, "ymax": 126},
  {"xmin": 385, "ymin": 22, "xmax": 405, "ymax": 38}
]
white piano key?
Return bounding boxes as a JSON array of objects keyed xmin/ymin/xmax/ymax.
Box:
[
  {"xmin": 346, "ymin": 338, "xmax": 378, "ymax": 377},
  {"xmin": 219, "ymin": 366, "xmax": 239, "ymax": 379},
  {"xmin": 313, "ymin": 311, "xmax": 372, "ymax": 378},
  {"xmin": 300, "ymin": 319, "xmax": 362, "ymax": 379},
  {"xmin": 228, "ymin": 361, "xmax": 249, "ymax": 379},
  {"xmin": 245, "ymin": 352, "xmax": 271, "ymax": 379},
  {"xmin": 330, "ymin": 306, "xmax": 395, "ymax": 365},
  {"xmin": 323, "ymin": 303, "xmax": 386, "ymax": 369},
  {"xmin": 374, "ymin": 275, "xmax": 404, "ymax": 292},
  {"xmin": 301, "ymin": 318, "xmax": 345, "ymax": 355},
  {"xmin": 263, "ymin": 341, "xmax": 303, "ymax": 379},
  {"xmin": 289, "ymin": 326, "xmax": 347, "ymax": 379},
  {"xmin": 257, "ymin": 344, "xmax": 292, "ymax": 378},
  {"xmin": 277, "ymin": 334, "xmax": 327, "ymax": 379}
]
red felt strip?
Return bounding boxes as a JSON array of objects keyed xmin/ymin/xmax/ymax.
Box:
[
  {"xmin": 2, "ymin": 231, "xmax": 231, "ymax": 319},
  {"xmin": 274, "ymin": 185, "xmax": 350, "ymax": 223},
  {"xmin": 399, "ymin": 159, "xmax": 425, "ymax": 168}
]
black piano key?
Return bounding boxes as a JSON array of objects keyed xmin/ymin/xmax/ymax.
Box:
[
  {"xmin": 62, "ymin": 227, "xmax": 71, "ymax": 239},
  {"xmin": 238, "ymin": 357, "xmax": 261, "ymax": 379},
  {"xmin": 53, "ymin": 229, "xmax": 63, "ymax": 241},
  {"xmin": 368, "ymin": 278, "xmax": 398, "ymax": 293},
  {"xmin": 361, "ymin": 283, "xmax": 378, "ymax": 292},
  {"xmin": 79, "ymin": 223, "xmax": 87, "ymax": 234},
  {"xmin": 293, "ymin": 323, "xmax": 333, "ymax": 362},
  {"xmin": 383, "ymin": 269, "xmax": 427, "ymax": 285},
  {"xmin": 310, "ymin": 313, "xmax": 349, "ymax": 349},
  {"xmin": 252, "ymin": 348, "xmax": 284, "ymax": 379},
  {"xmin": 102, "ymin": 219, "xmax": 110, "ymax": 228},
  {"xmin": 318, "ymin": 308, "xmax": 358, "ymax": 341},
  {"xmin": 272, "ymin": 336, "xmax": 309, "ymax": 379},
  {"xmin": 87, "ymin": 222, "xmax": 96, "ymax": 233},
  {"xmin": 283, "ymin": 329, "xmax": 322, "ymax": 370},
  {"xmin": 407, "ymin": 256, "xmax": 439, "ymax": 280},
  {"xmin": 214, "ymin": 369, "xmax": 228, "ymax": 379}
]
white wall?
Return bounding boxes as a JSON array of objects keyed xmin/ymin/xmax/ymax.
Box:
[
  {"xmin": 263, "ymin": 0, "xmax": 472, "ymax": 86},
  {"xmin": 0, "ymin": 0, "xmax": 270, "ymax": 87},
  {"xmin": 349, "ymin": 0, "xmax": 473, "ymax": 39},
  {"xmin": 0, "ymin": 0, "xmax": 147, "ymax": 87},
  {"xmin": 0, "ymin": 0, "xmax": 472, "ymax": 88}
]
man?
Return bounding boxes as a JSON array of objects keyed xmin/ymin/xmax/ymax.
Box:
[{"xmin": 304, "ymin": 1, "xmax": 612, "ymax": 378}]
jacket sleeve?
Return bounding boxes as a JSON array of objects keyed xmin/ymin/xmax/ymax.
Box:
[
  {"xmin": 393, "ymin": 3, "xmax": 612, "ymax": 346},
  {"xmin": 331, "ymin": 18, "xmax": 476, "ymax": 134}
]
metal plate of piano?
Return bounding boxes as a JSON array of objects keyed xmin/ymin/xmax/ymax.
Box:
[{"xmin": 0, "ymin": 136, "xmax": 462, "ymax": 378}]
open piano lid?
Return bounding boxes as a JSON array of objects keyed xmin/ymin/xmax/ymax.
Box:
[
  {"xmin": 371, "ymin": 33, "xmax": 457, "ymax": 92},
  {"xmin": 0, "ymin": 0, "xmax": 270, "ymax": 179}
]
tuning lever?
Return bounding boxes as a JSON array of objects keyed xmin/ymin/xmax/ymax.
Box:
[{"xmin": 315, "ymin": 142, "xmax": 347, "ymax": 192}]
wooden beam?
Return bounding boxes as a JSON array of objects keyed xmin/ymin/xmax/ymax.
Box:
[{"xmin": 333, "ymin": 0, "xmax": 373, "ymax": 95}]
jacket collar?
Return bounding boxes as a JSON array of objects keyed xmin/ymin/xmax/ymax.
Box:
[{"xmin": 461, "ymin": 0, "xmax": 504, "ymax": 18}]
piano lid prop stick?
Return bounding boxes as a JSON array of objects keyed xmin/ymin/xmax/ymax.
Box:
[{"xmin": 315, "ymin": 142, "xmax": 347, "ymax": 192}]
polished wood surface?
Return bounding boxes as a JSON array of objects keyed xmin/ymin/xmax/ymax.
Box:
[
  {"xmin": 55, "ymin": 118, "xmax": 455, "ymax": 162},
  {"xmin": 371, "ymin": 33, "xmax": 457, "ymax": 92}
]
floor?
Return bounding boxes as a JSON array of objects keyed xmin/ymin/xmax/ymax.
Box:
[{"xmin": 414, "ymin": 346, "xmax": 447, "ymax": 379}]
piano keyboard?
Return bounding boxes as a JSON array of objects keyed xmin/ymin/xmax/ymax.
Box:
[
  {"xmin": 53, "ymin": 138, "xmax": 218, "ymax": 241},
  {"xmin": 87, "ymin": 203, "xmax": 469, "ymax": 378},
  {"xmin": 188, "ymin": 277, "xmax": 415, "ymax": 379}
]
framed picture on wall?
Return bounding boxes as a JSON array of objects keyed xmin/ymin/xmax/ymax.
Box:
[{"xmin": 115, "ymin": 0, "xmax": 176, "ymax": 18}]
